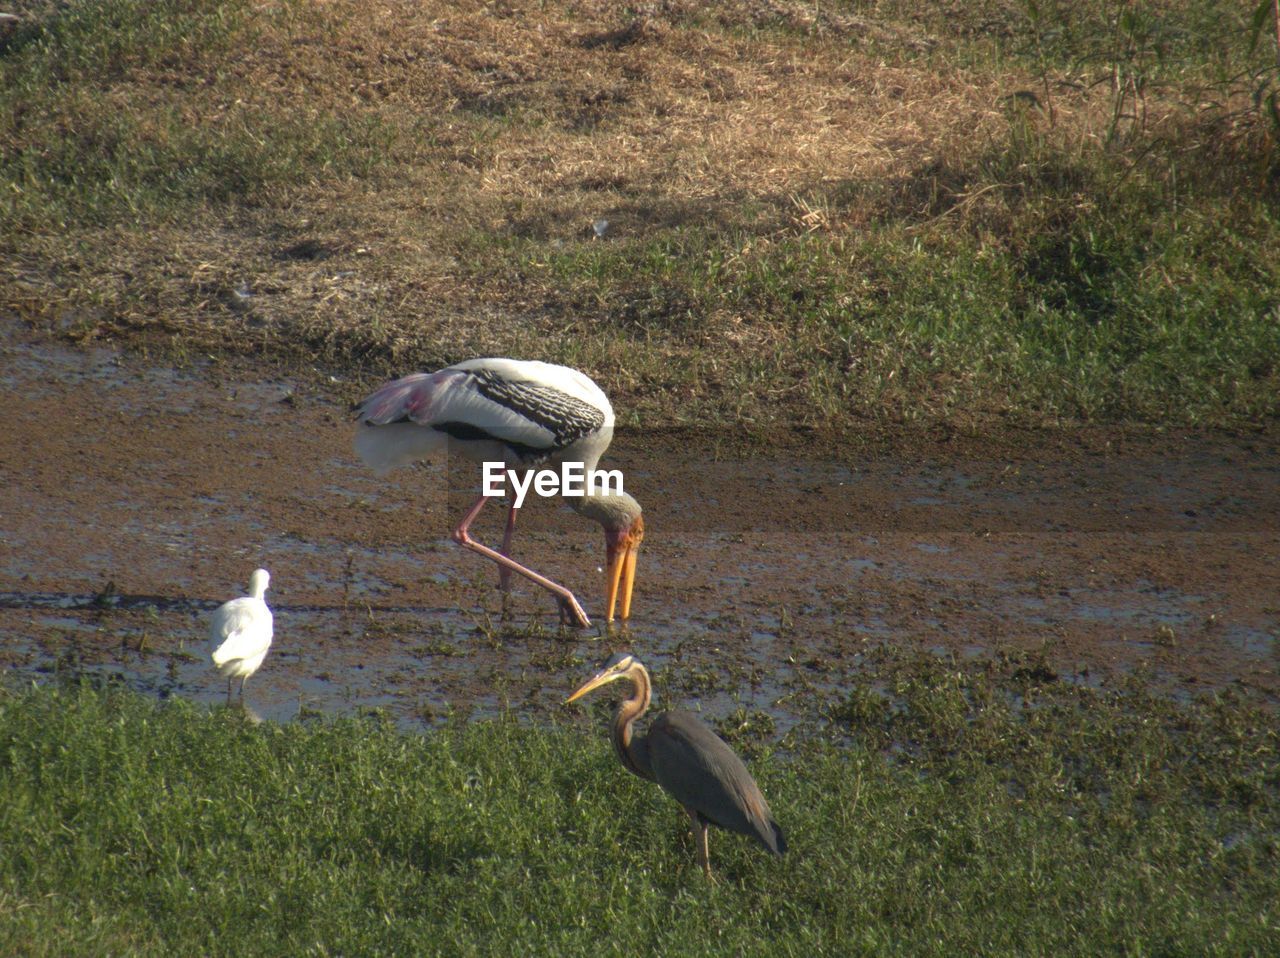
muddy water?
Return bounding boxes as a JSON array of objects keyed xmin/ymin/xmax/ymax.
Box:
[{"xmin": 1, "ymin": 330, "xmax": 1277, "ymax": 735}]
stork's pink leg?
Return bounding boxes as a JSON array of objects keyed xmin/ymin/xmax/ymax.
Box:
[
  {"xmin": 497, "ymin": 499, "xmax": 519, "ymax": 592},
  {"xmin": 451, "ymin": 494, "xmax": 591, "ymax": 628}
]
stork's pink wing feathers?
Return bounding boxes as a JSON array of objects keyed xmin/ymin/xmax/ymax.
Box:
[{"xmin": 354, "ymin": 370, "xmax": 468, "ymax": 425}]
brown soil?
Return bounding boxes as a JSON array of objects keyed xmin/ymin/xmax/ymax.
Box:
[{"xmin": 1, "ymin": 328, "xmax": 1277, "ymax": 730}]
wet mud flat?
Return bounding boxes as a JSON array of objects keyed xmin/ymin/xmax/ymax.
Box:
[{"xmin": 1, "ymin": 331, "xmax": 1277, "ymax": 732}]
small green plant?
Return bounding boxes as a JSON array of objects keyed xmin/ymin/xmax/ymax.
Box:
[{"xmin": 1249, "ymin": 0, "xmax": 1280, "ymax": 133}]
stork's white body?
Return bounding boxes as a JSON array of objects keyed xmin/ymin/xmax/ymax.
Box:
[
  {"xmin": 353, "ymin": 358, "xmax": 615, "ymax": 475},
  {"xmin": 210, "ymin": 569, "xmax": 273, "ymax": 702}
]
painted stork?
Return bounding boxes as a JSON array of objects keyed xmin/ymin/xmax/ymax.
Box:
[
  {"xmin": 352, "ymin": 358, "xmax": 644, "ymax": 628},
  {"xmin": 209, "ymin": 568, "xmax": 274, "ymax": 705}
]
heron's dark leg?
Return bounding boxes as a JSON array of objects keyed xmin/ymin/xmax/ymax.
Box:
[
  {"xmin": 685, "ymin": 809, "xmax": 713, "ymax": 880},
  {"xmin": 225, "ymin": 678, "xmax": 233, "ymax": 706},
  {"xmin": 452, "ymin": 494, "xmax": 591, "ymax": 628},
  {"xmin": 497, "ymin": 498, "xmax": 520, "ymax": 592},
  {"xmin": 696, "ymin": 819, "xmax": 712, "ymax": 879}
]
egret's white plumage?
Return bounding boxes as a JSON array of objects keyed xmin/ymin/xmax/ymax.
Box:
[
  {"xmin": 209, "ymin": 568, "xmax": 273, "ymax": 704},
  {"xmin": 354, "ymin": 358, "xmax": 643, "ymax": 627}
]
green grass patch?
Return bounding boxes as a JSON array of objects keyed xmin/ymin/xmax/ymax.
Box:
[
  {"xmin": 793, "ymin": 0, "xmax": 1267, "ymax": 77},
  {"xmin": 1, "ymin": 660, "xmax": 1276, "ymax": 955},
  {"xmin": 0, "ymin": 0, "xmax": 389, "ymax": 229},
  {"xmin": 465, "ymin": 157, "xmax": 1280, "ymax": 427},
  {"xmin": 3, "ymin": 0, "xmax": 248, "ymax": 83}
]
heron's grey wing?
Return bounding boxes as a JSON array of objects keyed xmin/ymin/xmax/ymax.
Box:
[{"xmin": 647, "ymin": 711, "xmax": 785, "ymax": 855}]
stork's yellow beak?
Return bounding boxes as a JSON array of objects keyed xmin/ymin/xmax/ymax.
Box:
[{"xmin": 604, "ymin": 515, "xmax": 644, "ymax": 623}]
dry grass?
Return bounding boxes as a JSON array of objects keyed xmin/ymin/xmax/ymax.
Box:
[{"xmin": 2, "ymin": 0, "xmax": 1277, "ymax": 429}]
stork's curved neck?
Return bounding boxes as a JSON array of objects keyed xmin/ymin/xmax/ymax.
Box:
[
  {"xmin": 613, "ymin": 664, "xmax": 654, "ymax": 781},
  {"xmin": 567, "ymin": 491, "xmax": 642, "ymax": 531}
]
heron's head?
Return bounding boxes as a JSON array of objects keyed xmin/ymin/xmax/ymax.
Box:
[
  {"xmin": 573, "ymin": 493, "xmax": 643, "ymax": 623},
  {"xmin": 565, "ymin": 652, "xmax": 645, "ymax": 704},
  {"xmin": 249, "ymin": 568, "xmax": 271, "ymax": 600}
]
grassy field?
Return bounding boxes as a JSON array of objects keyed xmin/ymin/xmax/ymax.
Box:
[
  {"xmin": 0, "ymin": 653, "xmax": 1276, "ymax": 956},
  {"xmin": 2, "ymin": 0, "xmax": 1278, "ymax": 432},
  {"xmin": 2, "ymin": 5, "xmax": 1278, "ymax": 950}
]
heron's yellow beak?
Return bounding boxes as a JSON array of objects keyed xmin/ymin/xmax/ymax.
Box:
[
  {"xmin": 565, "ymin": 668, "xmax": 623, "ymax": 704},
  {"xmin": 604, "ymin": 515, "xmax": 644, "ymax": 623}
]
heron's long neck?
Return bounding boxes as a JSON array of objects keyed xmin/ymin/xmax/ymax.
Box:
[{"xmin": 612, "ymin": 668, "xmax": 654, "ymax": 782}]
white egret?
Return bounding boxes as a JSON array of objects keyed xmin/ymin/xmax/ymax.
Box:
[{"xmin": 209, "ymin": 568, "xmax": 273, "ymax": 705}]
